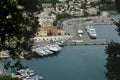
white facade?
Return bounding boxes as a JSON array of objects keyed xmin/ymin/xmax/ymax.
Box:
[
  {"xmin": 32, "ymin": 35, "xmax": 73, "ymax": 42},
  {"xmin": 37, "ymin": 13, "xmax": 56, "ymax": 26}
]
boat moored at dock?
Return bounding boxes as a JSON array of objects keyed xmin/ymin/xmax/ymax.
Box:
[{"xmin": 85, "ymin": 26, "xmax": 97, "ymax": 39}]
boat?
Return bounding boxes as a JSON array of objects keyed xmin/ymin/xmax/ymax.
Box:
[
  {"xmin": 55, "ymin": 41, "xmax": 64, "ymax": 47},
  {"xmin": 46, "ymin": 44, "xmax": 62, "ymax": 52},
  {"xmin": 85, "ymin": 26, "xmax": 97, "ymax": 39},
  {"xmin": 12, "ymin": 68, "xmax": 44, "ymax": 80},
  {"xmin": 33, "ymin": 48, "xmax": 48, "ymax": 56},
  {"xmin": 42, "ymin": 47, "xmax": 53, "ymax": 55},
  {"xmin": 12, "ymin": 68, "xmax": 34, "ymax": 78}
]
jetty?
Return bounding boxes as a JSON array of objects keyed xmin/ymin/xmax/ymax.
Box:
[
  {"xmin": 65, "ymin": 39, "xmax": 107, "ymax": 45},
  {"xmin": 64, "ymin": 25, "xmax": 108, "ymax": 45},
  {"xmin": 63, "ymin": 18, "xmax": 109, "ymax": 45}
]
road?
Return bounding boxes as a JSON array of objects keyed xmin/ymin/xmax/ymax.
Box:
[{"xmin": 62, "ymin": 19, "xmax": 82, "ymax": 40}]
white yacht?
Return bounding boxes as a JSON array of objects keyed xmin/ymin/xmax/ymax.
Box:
[
  {"xmin": 36, "ymin": 48, "xmax": 48, "ymax": 56},
  {"xmin": 85, "ymin": 26, "xmax": 97, "ymax": 39},
  {"xmin": 12, "ymin": 68, "xmax": 44, "ymax": 80},
  {"xmin": 42, "ymin": 47, "xmax": 53, "ymax": 55},
  {"xmin": 12, "ymin": 68, "xmax": 34, "ymax": 78},
  {"xmin": 32, "ymin": 48, "xmax": 48, "ymax": 56},
  {"xmin": 46, "ymin": 44, "xmax": 62, "ymax": 52},
  {"xmin": 55, "ymin": 41, "xmax": 64, "ymax": 47}
]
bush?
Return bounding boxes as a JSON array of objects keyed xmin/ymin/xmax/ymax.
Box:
[{"xmin": 0, "ymin": 75, "xmax": 22, "ymax": 80}]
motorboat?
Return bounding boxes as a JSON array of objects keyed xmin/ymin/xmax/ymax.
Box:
[
  {"xmin": 33, "ymin": 48, "xmax": 48, "ymax": 56},
  {"xmin": 12, "ymin": 68, "xmax": 44, "ymax": 80},
  {"xmin": 46, "ymin": 44, "xmax": 62, "ymax": 52},
  {"xmin": 12, "ymin": 68, "xmax": 34, "ymax": 78},
  {"xmin": 85, "ymin": 26, "xmax": 97, "ymax": 39},
  {"xmin": 42, "ymin": 47, "xmax": 53, "ymax": 55},
  {"xmin": 55, "ymin": 41, "xmax": 64, "ymax": 47}
]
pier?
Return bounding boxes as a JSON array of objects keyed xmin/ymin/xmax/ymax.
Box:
[
  {"xmin": 63, "ymin": 18, "xmax": 109, "ymax": 45},
  {"xmin": 65, "ymin": 39, "xmax": 107, "ymax": 45},
  {"xmin": 83, "ymin": 22, "xmax": 113, "ymax": 26},
  {"xmin": 64, "ymin": 25, "xmax": 108, "ymax": 45}
]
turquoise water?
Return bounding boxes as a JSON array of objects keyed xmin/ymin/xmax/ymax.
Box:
[{"xmin": 20, "ymin": 14, "xmax": 120, "ymax": 80}]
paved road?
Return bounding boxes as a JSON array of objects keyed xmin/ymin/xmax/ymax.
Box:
[{"xmin": 62, "ymin": 20, "xmax": 82, "ymax": 40}]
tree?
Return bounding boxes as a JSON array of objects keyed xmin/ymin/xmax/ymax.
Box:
[
  {"xmin": 0, "ymin": 0, "xmax": 40, "ymax": 54},
  {"xmin": 0, "ymin": 0, "xmax": 24, "ymax": 51},
  {"xmin": 0, "ymin": 75, "xmax": 22, "ymax": 80},
  {"xmin": 115, "ymin": 0, "xmax": 120, "ymax": 12},
  {"xmin": 0, "ymin": 1, "xmax": 40, "ymax": 79},
  {"xmin": 105, "ymin": 41, "xmax": 120, "ymax": 80},
  {"xmin": 18, "ymin": 0, "xmax": 39, "ymax": 12},
  {"xmin": 105, "ymin": 20, "xmax": 120, "ymax": 80},
  {"xmin": 115, "ymin": 20, "xmax": 120, "ymax": 36}
]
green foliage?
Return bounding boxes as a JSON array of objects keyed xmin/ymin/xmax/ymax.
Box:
[
  {"xmin": 105, "ymin": 41, "xmax": 120, "ymax": 80},
  {"xmin": 0, "ymin": 0, "xmax": 24, "ymax": 50},
  {"xmin": 18, "ymin": 0, "xmax": 39, "ymax": 12},
  {"xmin": 0, "ymin": 75, "xmax": 22, "ymax": 80},
  {"xmin": 56, "ymin": 13, "xmax": 72, "ymax": 20},
  {"xmin": 114, "ymin": 20, "xmax": 120, "ymax": 36},
  {"xmin": 115, "ymin": 0, "xmax": 120, "ymax": 12},
  {"xmin": 0, "ymin": 0, "xmax": 39, "ymax": 52},
  {"xmin": 99, "ymin": 0, "xmax": 115, "ymax": 11},
  {"xmin": 81, "ymin": 3, "xmax": 86, "ymax": 9}
]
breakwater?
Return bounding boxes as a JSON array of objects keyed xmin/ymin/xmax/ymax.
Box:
[{"xmin": 64, "ymin": 39, "xmax": 107, "ymax": 45}]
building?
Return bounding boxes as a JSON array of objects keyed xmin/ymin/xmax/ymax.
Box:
[
  {"xmin": 35, "ymin": 28, "xmax": 48, "ymax": 37},
  {"xmin": 86, "ymin": 7, "xmax": 98, "ymax": 15},
  {"xmin": 35, "ymin": 20, "xmax": 65, "ymax": 37},
  {"xmin": 42, "ymin": 3, "xmax": 52, "ymax": 8},
  {"xmin": 41, "ymin": 20, "xmax": 51, "ymax": 27},
  {"xmin": 57, "ymin": 28, "xmax": 65, "ymax": 35},
  {"xmin": 37, "ymin": 13, "xmax": 56, "ymax": 26}
]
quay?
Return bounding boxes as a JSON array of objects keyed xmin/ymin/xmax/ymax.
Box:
[
  {"xmin": 83, "ymin": 22, "xmax": 113, "ymax": 26},
  {"xmin": 64, "ymin": 39, "xmax": 107, "ymax": 45},
  {"xmin": 62, "ymin": 18, "xmax": 109, "ymax": 45}
]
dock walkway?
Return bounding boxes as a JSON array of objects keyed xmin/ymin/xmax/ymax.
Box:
[{"xmin": 65, "ymin": 39, "xmax": 107, "ymax": 45}]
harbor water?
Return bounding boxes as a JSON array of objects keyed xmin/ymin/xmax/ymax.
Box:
[
  {"xmin": 22, "ymin": 45, "xmax": 106, "ymax": 80},
  {"xmin": 21, "ymin": 14, "xmax": 120, "ymax": 80}
]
